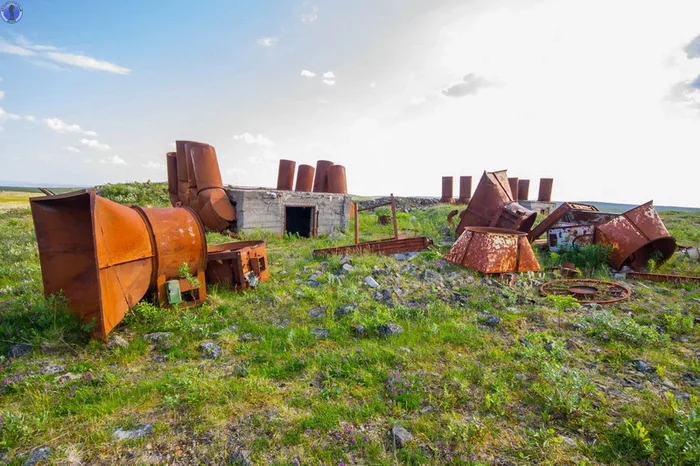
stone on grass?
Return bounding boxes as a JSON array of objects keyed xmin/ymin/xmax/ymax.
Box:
[
  {"xmin": 352, "ymin": 325, "xmax": 366, "ymax": 337},
  {"xmin": 389, "ymin": 425, "xmax": 413, "ymax": 448},
  {"xmin": 340, "ymin": 263, "xmax": 355, "ymax": 274},
  {"xmin": 335, "ymin": 304, "xmax": 357, "ymax": 318},
  {"xmin": 228, "ymin": 449, "xmax": 252, "ymax": 466},
  {"xmin": 423, "ymin": 269, "xmax": 442, "ymax": 282},
  {"xmin": 312, "ymin": 328, "xmax": 329, "ymax": 339},
  {"xmin": 378, "ymin": 322, "xmax": 403, "ymax": 338},
  {"xmin": 112, "ymin": 424, "xmax": 154, "ymax": 441},
  {"xmin": 479, "ymin": 314, "xmax": 501, "ymax": 327},
  {"xmin": 308, "ymin": 306, "xmax": 327, "ymax": 319},
  {"xmin": 200, "ymin": 341, "xmax": 222, "ymax": 359},
  {"xmin": 107, "ymin": 335, "xmax": 128, "ymax": 349},
  {"xmin": 8, "ymin": 343, "xmax": 31, "ymax": 359},
  {"xmin": 634, "ymin": 359, "xmax": 655, "ymax": 373},
  {"xmin": 23, "ymin": 446, "xmax": 51, "ymax": 466},
  {"xmin": 559, "ymin": 435, "xmax": 577, "ymax": 447},
  {"xmin": 393, "ymin": 252, "xmax": 418, "ymax": 261},
  {"xmin": 365, "ymin": 276, "xmax": 380, "ymax": 288},
  {"xmin": 339, "ymin": 254, "xmax": 352, "ymax": 266},
  {"xmin": 40, "ymin": 365, "xmax": 64, "ymax": 375},
  {"xmin": 144, "ymin": 332, "xmax": 173, "ymax": 346},
  {"xmin": 238, "ymin": 333, "xmax": 260, "ymax": 343}
]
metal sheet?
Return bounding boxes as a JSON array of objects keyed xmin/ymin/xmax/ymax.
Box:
[
  {"xmin": 508, "ymin": 177, "xmax": 519, "ymax": 202},
  {"xmin": 527, "ymin": 202, "xmax": 618, "ymax": 242},
  {"xmin": 313, "ymin": 237, "xmax": 432, "ymax": 256},
  {"xmin": 190, "ymin": 143, "xmax": 224, "ymax": 191},
  {"xmin": 445, "ymin": 226, "xmax": 541, "ymax": 273},
  {"xmin": 175, "ymin": 140, "xmax": 196, "ymax": 205}
]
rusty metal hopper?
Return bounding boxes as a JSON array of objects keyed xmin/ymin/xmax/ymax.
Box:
[
  {"xmin": 30, "ymin": 189, "xmax": 207, "ymax": 340},
  {"xmin": 445, "ymin": 226, "xmax": 541, "ymax": 273},
  {"xmin": 594, "ymin": 201, "xmax": 676, "ymax": 269}
]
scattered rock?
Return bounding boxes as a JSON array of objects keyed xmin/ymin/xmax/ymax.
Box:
[
  {"xmin": 107, "ymin": 335, "xmax": 128, "ymax": 349},
  {"xmin": 634, "ymin": 360, "xmax": 656, "ymax": 373},
  {"xmin": 373, "ymin": 289, "xmax": 394, "ymax": 306},
  {"xmin": 231, "ymin": 361, "xmax": 249, "ymax": 378},
  {"xmin": 7, "ymin": 343, "xmax": 31, "ymax": 359},
  {"xmin": 152, "ymin": 355, "xmax": 168, "ymax": 363},
  {"xmin": 214, "ymin": 325, "xmax": 239, "ymax": 337},
  {"xmin": 378, "ymin": 322, "xmax": 403, "ymax": 338},
  {"xmin": 396, "ymin": 347, "xmax": 413, "ymax": 354},
  {"xmin": 582, "ymin": 303, "xmax": 600, "ymax": 311},
  {"xmin": 335, "ymin": 304, "xmax": 357, "ymax": 318},
  {"xmin": 365, "ymin": 276, "xmax": 380, "ymax": 288},
  {"xmin": 272, "ymin": 318, "xmax": 289, "ymax": 329},
  {"xmin": 419, "ymin": 406, "xmax": 434, "ymax": 414},
  {"xmin": 1, "ymin": 373, "xmax": 25, "ymax": 387},
  {"xmin": 570, "ymin": 323, "xmax": 585, "ymax": 331},
  {"xmin": 311, "ymin": 328, "xmax": 329, "ymax": 339},
  {"xmin": 40, "ymin": 365, "xmax": 64, "ymax": 375},
  {"xmin": 544, "ymin": 341, "xmax": 554, "ymax": 352},
  {"xmin": 308, "ymin": 306, "xmax": 327, "ymax": 319},
  {"xmin": 112, "ymin": 424, "xmax": 154, "ymax": 441},
  {"xmin": 340, "ymin": 263, "xmax": 355, "ymax": 274},
  {"xmin": 351, "ymin": 325, "xmax": 366, "ymax": 337},
  {"xmin": 422, "ymin": 270, "xmax": 442, "ymax": 282},
  {"xmin": 144, "ymin": 332, "xmax": 173, "ymax": 347},
  {"xmin": 228, "ymin": 449, "xmax": 253, "ymax": 466},
  {"xmin": 389, "ymin": 425, "xmax": 413, "ymax": 449},
  {"xmin": 655, "ymin": 287, "xmax": 671, "ymax": 295},
  {"xmin": 23, "ymin": 446, "xmax": 51, "ymax": 466},
  {"xmin": 479, "ymin": 314, "xmax": 501, "ymax": 327},
  {"xmin": 238, "ymin": 333, "xmax": 260, "ymax": 343},
  {"xmin": 393, "ymin": 252, "xmax": 418, "ymax": 261},
  {"xmin": 559, "ymin": 436, "xmax": 577, "ymax": 447},
  {"xmin": 339, "ymin": 254, "xmax": 352, "ymax": 266},
  {"xmin": 55, "ymin": 373, "xmax": 82, "ymax": 384},
  {"xmin": 200, "ymin": 341, "xmax": 222, "ymax": 359}
]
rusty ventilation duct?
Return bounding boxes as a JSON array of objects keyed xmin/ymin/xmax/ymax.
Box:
[
  {"xmin": 445, "ymin": 226, "xmax": 541, "ymax": 273},
  {"xmin": 276, "ymin": 159, "xmax": 297, "ymax": 190},
  {"xmin": 441, "ymin": 176, "xmax": 455, "ymax": 203},
  {"xmin": 458, "ymin": 176, "xmax": 472, "ymax": 204},
  {"xmin": 295, "ymin": 164, "xmax": 315, "ymax": 192},
  {"xmin": 327, "ymin": 165, "xmax": 348, "ymax": 194},
  {"xmin": 313, "ymin": 160, "xmax": 334, "ymax": 192},
  {"xmin": 508, "ymin": 177, "xmax": 519, "ymax": 202},
  {"xmin": 538, "ymin": 178, "xmax": 554, "ymax": 202},
  {"xmin": 30, "ymin": 189, "xmax": 207, "ymax": 340},
  {"xmin": 517, "ymin": 179, "xmax": 530, "ymax": 201},
  {"xmin": 166, "ymin": 152, "xmax": 179, "ymax": 206}
]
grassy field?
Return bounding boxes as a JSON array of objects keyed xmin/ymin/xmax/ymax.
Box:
[{"xmin": 1, "ymin": 184, "xmax": 699, "ymax": 465}]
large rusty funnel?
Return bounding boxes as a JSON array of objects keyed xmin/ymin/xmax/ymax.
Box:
[
  {"xmin": 327, "ymin": 164, "xmax": 348, "ymax": 194},
  {"xmin": 445, "ymin": 226, "xmax": 541, "ymax": 273},
  {"xmin": 458, "ymin": 176, "xmax": 472, "ymax": 204},
  {"xmin": 295, "ymin": 164, "xmax": 315, "ymax": 192},
  {"xmin": 166, "ymin": 152, "xmax": 180, "ymax": 207},
  {"xmin": 313, "ymin": 160, "xmax": 333, "ymax": 193},
  {"xmin": 277, "ymin": 159, "xmax": 296, "ymax": 190},
  {"xmin": 594, "ymin": 201, "xmax": 676, "ymax": 269},
  {"xmin": 508, "ymin": 177, "xmax": 519, "ymax": 202},
  {"xmin": 190, "ymin": 143, "xmax": 236, "ymax": 231},
  {"xmin": 538, "ymin": 178, "xmax": 554, "ymax": 202},
  {"xmin": 30, "ymin": 189, "xmax": 207, "ymax": 340},
  {"xmin": 517, "ymin": 179, "xmax": 530, "ymax": 201}
]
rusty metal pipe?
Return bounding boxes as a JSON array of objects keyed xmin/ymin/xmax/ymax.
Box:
[
  {"xmin": 458, "ymin": 176, "xmax": 472, "ymax": 204},
  {"xmin": 313, "ymin": 160, "xmax": 333, "ymax": 193},
  {"xmin": 517, "ymin": 179, "xmax": 530, "ymax": 201},
  {"xmin": 327, "ymin": 164, "xmax": 348, "ymax": 194},
  {"xmin": 295, "ymin": 164, "xmax": 315, "ymax": 192},
  {"xmin": 441, "ymin": 176, "xmax": 454, "ymax": 203},
  {"xmin": 508, "ymin": 177, "xmax": 519, "ymax": 202},
  {"xmin": 277, "ymin": 159, "xmax": 296, "ymax": 190},
  {"xmin": 175, "ymin": 140, "xmax": 197, "ymax": 205},
  {"xmin": 166, "ymin": 152, "xmax": 180, "ymax": 207},
  {"xmin": 538, "ymin": 178, "xmax": 554, "ymax": 202},
  {"xmin": 189, "ymin": 143, "xmax": 236, "ymax": 230}
]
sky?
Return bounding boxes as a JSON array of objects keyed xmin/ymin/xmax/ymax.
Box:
[{"xmin": 1, "ymin": 0, "xmax": 700, "ymax": 206}]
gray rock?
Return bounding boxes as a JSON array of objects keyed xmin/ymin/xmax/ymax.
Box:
[
  {"xmin": 396, "ymin": 347, "xmax": 413, "ymax": 354},
  {"xmin": 393, "ymin": 252, "xmax": 418, "ymax": 261},
  {"xmin": 335, "ymin": 304, "xmax": 357, "ymax": 318},
  {"xmin": 228, "ymin": 449, "xmax": 253, "ymax": 466},
  {"xmin": 479, "ymin": 314, "xmax": 501, "ymax": 327},
  {"xmin": 423, "ymin": 270, "xmax": 442, "ymax": 282},
  {"xmin": 379, "ymin": 322, "xmax": 403, "ymax": 337},
  {"xmin": 8, "ymin": 343, "xmax": 31, "ymax": 359},
  {"xmin": 40, "ymin": 365, "xmax": 64, "ymax": 375},
  {"xmin": 200, "ymin": 341, "xmax": 222, "ymax": 359},
  {"xmin": 352, "ymin": 324, "xmax": 366, "ymax": 337},
  {"xmin": 231, "ymin": 361, "xmax": 249, "ymax": 378},
  {"xmin": 112, "ymin": 424, "xmax": 153, "ymax": 441},
  {"xmin": 311, "ymin": 328, "xmax": 329, "ymax": 339},
  {"xmin": 339, "ymin": 254, "xmax": 352, "ymax": 266},
  {"xmin": 144, "ymin": 332, "xmax": 173, "ymax": 345},
  {"xmin": 559, "ymin": 436, "xmax": 577, "ymax": 447},
  {"xmin": 582, "ymin": 303, "xmax": 600, "ymax": 311},
  {"xmin": 634, "ymin": 359, "xmax": 656, "ymax": 373},
  {"xmin": 389, "ymin": 425, "xmax": 413, "ymax": 448},
  {"xmin": 306, "ymin": 280, "xmax": 320, "ymax": 288},
  {"xmin": 373, "ymin": 289, "xmax": 394, "ymax": 306},
  {"xmin": 107, "ymin": 335, "xmax": 128, "ymax": 349},
  {"xmin": 308, "ymin": 306, "xmax": 327, "ymax": 319},
  {"xmin": 214, "ymin": 325, "xmax": 239, "ymax": 337},
  {"xmin": 309, "ymin": 271, "xmax": 322, "ymax": 281},
  {"xmin": 365, "ymin": 276, "xmax": 380, "ymax": 288},
  {"xmin": 340, "ymin": 263, "xmax": 355, "ymax": 274},
  {"xmin": 23, "ymin": 446, "xmax": 51, "ymax": 466},
  {"xmin": 238, "ymin": 333, "xmax": 260, "ymax": 343},
  {"xmin": 272, "ymin": 319, "xmax": 289, "ymax": 329}
]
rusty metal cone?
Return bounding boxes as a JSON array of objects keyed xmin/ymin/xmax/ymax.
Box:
[{"xmin": 445, "ymin": 226, "xmax": 541, "ymax": 273}]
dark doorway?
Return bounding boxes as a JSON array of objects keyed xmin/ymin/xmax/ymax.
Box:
[{"xmin": 285, "ymin": 206, "xmax": 314, "ymax": 237}]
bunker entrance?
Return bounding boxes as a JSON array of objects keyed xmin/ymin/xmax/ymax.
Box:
[{"xmin": 285, "ymin": 206, "xmax": 315, "ymax": 238}]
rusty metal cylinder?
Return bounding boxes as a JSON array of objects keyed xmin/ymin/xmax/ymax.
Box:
[
  {"xmin": 166, "ymin": 152, "xmax": 179, "ymax": 207},
  {"xmin": 458, "ymin": 176, "xmax": 472, "ymax": 204},
  {"xmin": 441, "ymin": 176, "xmax": 454, "ymax": 203},
  {"xmin": 517, "ymin": 179, "xmax": 530, "ymax": 201},
  {"xmin": 508, "ymin": 177, "xmax": 519, "ymax": 201},
  {"xmin": 295, "ymin": 164, "xmax": 315, "ymax": 192},
  {"xmin": 190, "ymin": 143, "xmax": 224, "ymax": 192},
  {"xmin": 327, "ymin": 165, "xmax": 348, "ymax": 194},
  {"xmin": 277, "ymin": 159, "xmax": 296, "ymax": 190},
  {"xmin": 175, "ymin": 141, "xmax": 195, "ymax": 205},
  {"xmin": 184, "ymin": 142, "xmax": 202, "ymax": 209},
  {"xmin": 538, "ymin": 178, "xmax": 554, "ymax": 202},
  {"xmin": 313, "ymin": 160, "xmax": 334, "ymax": 192}
]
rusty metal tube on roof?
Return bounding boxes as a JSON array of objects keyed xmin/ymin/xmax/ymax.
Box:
[
  {"xmin": 313, "ymin": 160, "xmax": 333, "ymax": 193},
  {"xmin": 29, "ymin": 189, "xmax": 207, "ymax": 340},
  {"xmin": 277, "ymin": 159, "xmax": 296, "ymax": 190},
  {"xmin": 458, "ymin": 176, "xmax": 472, "ymax": 204},
  {"xmin": 327, "ymin": 164, "xmax": 348, "ymax": 194},
  {"xmin": 295, "ymin": 164, "xmax": 315, "ymax": 192},
  {"xmin": 538, "ymin": 178, "xmax": 554, "ymax": 202},
  {"xmin": 517, "ymin": 179, "xmax": 530, "ymax": 201},
  {"xmin": 166, "ymin": 152, "xmax": 179, "ymax": 207},
  {"xmin": 445, "ymin": 226, "xmax": 541, "ymax": 273},
  {"xmin": 441, "ymin": 176, "xmax": 454, "ymax": 203},
  {"xmin": 508, "ymin": 177, "xmax": 519, "ymax": 202}
]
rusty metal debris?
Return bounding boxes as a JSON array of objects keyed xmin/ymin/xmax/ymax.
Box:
[
  {"xmin": 625, "ymin": 271, "xmax": 700, "ymax": 285},
  {"xmin": 30, "ymin": 189, "xmax": 207, "ymax": 340},
  {"xmin": 206, "ymin": 241, "xmax": 270, "ymax": 289},
  {"xmin": 445, "ymin": 226, "xmax": 541, "ymax": 273},
  {"xmin": 508, "ymin": 177, "xmax": 519, "ymax": 202},
  {"xmin": 38, "ymin": 188, "xmax": 56, "ymax": 196},
  {"xmin": 446, "ymin": 209, "xmax": 460, "ymax": 225},
  {"xmin": 540, "ymin": 279, "xmax": 631, "ymax": 304},
  {"xmin": 595, "ymin": 201, "xmax": 676, "ymax": 269},
  {"xmin": 527, "ymin": 202, "xmax": 618, "ymax": 245},
  {"xmin": 314, "ymin": 236, "xmax": 432, "ymax": 257}
]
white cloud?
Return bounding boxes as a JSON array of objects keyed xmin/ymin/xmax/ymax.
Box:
[
  {"xmin": 301, "ymin": 69, "xmax": 316, "ymax": 78},
  {"xmin": 44, "ymin": 52, "xmax": 131, "ymax": 75},
  {"xmin": 323, "ymin": 71, "xmax": 335, "ymax": 78},
  {"xmin": 24, "ymin": 115, "xmax": 35, "ymax": 122},
  {"xmin": 79, "ymin": 138, "xmax": 110, "ymax": 151},
  {"xmin": 257, "ymin": 36, "xmax": 279, "ymax": 47},
  {"xmin": 142, "ymin": 160, "xmax": 165, "ymax": 169},
  {"xmin": 322, "ymin": 79, "xmax": 336, "ymax": 86},
  {"xmin": 62, "ymin": 146, "xmax": 80, "ymax": 153},
  {"xmin": 233, "ymin": 132, "xmax": 275, "ymax": 148},
  {"xmin": 0, "ymin": 107, "xmax": 21, "ymax": 122},
  {"xmin": 83, "ymin": 130, "xmax": 97, "ymax": 137},
  {"xmin": 44, "ymin": 117, "xmax": 82, "ymax": 133},
  {"xmin": 301, "ymin": 5, "xmax": 319, "ymax": 23},
  {"xmin": 101, "ymin": 154, "xmax": 126, "ymax": 165},
  {"xmin": 0, "ymin": 37, "xmax": 36, "ymax": 56}
]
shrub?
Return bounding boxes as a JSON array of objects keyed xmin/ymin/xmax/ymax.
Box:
[
  {"xmin": 554, "ymin": 243, "xmax": 611, "ymax": 276},
  {"xmin": 584, "ymin": 310, "xmax": 669, "ymax": 347}
]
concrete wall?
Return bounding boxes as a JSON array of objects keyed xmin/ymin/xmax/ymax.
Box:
[{"xmin": 226, "ymin": 187, "xmax": 351, "ymax": 236}]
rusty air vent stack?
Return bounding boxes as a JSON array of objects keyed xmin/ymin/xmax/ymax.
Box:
[
  {"xmin": 190, "ymin": 143, "xmax": 237, "ymax": 231},
  {"xmin": 458, "ymin": 176, "xmax": 472, "ymax": 204},
  {"xmin": 594, "ymin": 201, "xmax": 676, "ymax": 269},
  {"xmin": 166, "ymin": 152, "xmax": 179, "ymax": 206},
  {"xmin": 313, "ymin": 160, "xmax": 334, "ymax": 193},
  {"xmin": 327, "ymin": 164, "xmax": 348, "ymax": 194},
  {"xmin": 441, "ymin": 176, "xmax": 455, "ymax": 203},
  {"xmin": 175, "ymin": 140, "xmax": 198, "ymax": 206},
  {"xmin": 508, "ymin": 177, "xmax": 519, "ymax": 202},
  {"xmin": 295, "ymin": 164, "xmax": 316, "ymax": 192},
  {"xmin": 538, "ymin": 178, "xmax": 554, "ymax": 202},
  {"xmin": 276, "ymin": 159, "xmax": 296, "ymax": 190},
  {"xmin": 30, "ymin": 189, "xmax": 207, "ymax": 340},
  {"xmin": 445, "ymin": 226, "xmax": 541, "ymax": 273},
  {"xmin": 517, "ymin": 179, "xmax": 530, "ymax": 201}
]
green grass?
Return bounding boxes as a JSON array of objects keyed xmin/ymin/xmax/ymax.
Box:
[{"xmin": 0, "ymin": 188, "xmax": 699, "ymax": 464}]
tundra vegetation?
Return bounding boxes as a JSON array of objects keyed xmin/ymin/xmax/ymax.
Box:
[{"xmin": 1, "ymin": 182, "xmax": 699, "ymax": 465}]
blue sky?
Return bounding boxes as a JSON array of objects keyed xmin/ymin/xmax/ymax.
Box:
[{"xmin": 1, "ymin": 0, "xmax": 700, "ymax": 206}]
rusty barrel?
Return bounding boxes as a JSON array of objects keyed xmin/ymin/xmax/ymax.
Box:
[
  {"xmin": 166, "ymin": 152, "xmax": 179, "ymax": 206},
  {"xmin": 440, "ymin": 176, "xmax": 454, "ymax": 203},
  {"xmin": 295, "ymin": 164, "xmax": 315, "ymax": 192},
  {"xmin": 538, "ymin": 178, "xmax": 554, "ymax": 202},
  {"xmin": 517, "ymin": 179, "xmax": 530, "ymax": 201},
  {"xmin": 313, "ymin": 160, "xmax": 334, "ymax": 192},
  {"xmin": 445, "ymin": 226, "xmax": 541, "ymax": 273},
  {"xmin": 458, "ymin": 176, "xmax": 472, "ymax": 204},
  {"xmin": 508, "ymin": 177, "xmax": 519, "ymax": 202},
  {"xmin": 327, "ymin": 164, "xmax": 348, "ymax": 194},
  {"xmin": 277, "ymin": 159, "xmax": 296, "ymax": 190}
]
